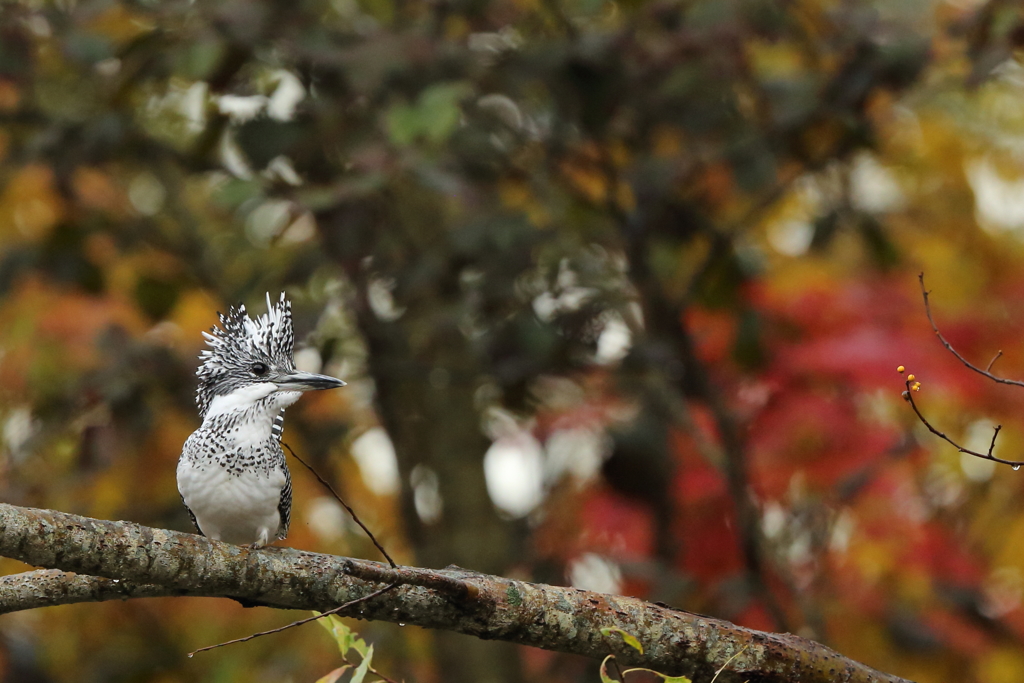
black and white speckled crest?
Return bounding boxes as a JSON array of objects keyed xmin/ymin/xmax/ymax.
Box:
[{"xmin": 196, "ymin": 293, "xmax": 295, "ymax": 416}]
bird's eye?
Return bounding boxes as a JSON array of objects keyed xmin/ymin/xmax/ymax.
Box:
[{"xmin": 251, "ymin": 362, "xmax": 269, "ymax": 376}]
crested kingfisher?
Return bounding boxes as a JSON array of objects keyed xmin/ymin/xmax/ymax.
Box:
[{"xmin": 177, "ymin": 293, "xmax": 345, "ymax": 546}]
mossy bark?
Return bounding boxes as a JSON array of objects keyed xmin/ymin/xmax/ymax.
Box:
[{"xmin": 0, "ymin": 503, "xmax": 912, "ymax": 683}]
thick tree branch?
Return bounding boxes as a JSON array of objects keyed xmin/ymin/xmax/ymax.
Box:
[
  {"xmin": 0, "ymin": 503, "xmax": 910, "ymax": 683},
  {"xmin": 0, "ymin": 570, "xmax": 180, "ymax": 612}
]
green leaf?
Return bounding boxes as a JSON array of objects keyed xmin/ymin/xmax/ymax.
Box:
[
  {"xmin": 418, "ymin": 82, "xmax": 472, "ymax": 143},
  {"xmin": 314, "ymin": 614, "xmax": 386, "ymax": 682},
  {"xmin": 314, "ymin": 611, "xmax": 333, "ymax": 635},
  {"xmin": 386, "ymin": 104, "xmax": 420, "ymax": 147},
  {"xmin": 600, "ymin": 627, "xmax": 644, "ymax": 654},
  {"xmin": 350, "ymin": 633, "xmax": 371, "ymax": 659},
  {"xmin": 315, "ymin": 612, "xmax": 356, "ymax": 656},
  {"xmin": 350, "ymin": 643, "xmax": 374, "ymax": 683},
  {"xmin": 314, "ymin": 665, "xmax": 351, "ymax": 683},
  {"xmin": 385, "ymin": 81, "xmax": 473, "ymax": 147},
  {"xmin": 212, "ymin": 178, "xmax": 261, "ymax": 209},
  {"xmin": 173, "ymin": 39, "xmax": 226, "ymax": 80}
]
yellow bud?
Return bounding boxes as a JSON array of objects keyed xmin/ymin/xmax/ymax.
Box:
[
  {"xmin": 907, "ymin": 374, "xmax": 915, "ymax": 381},
  {"xmin": 897, "ymin": 365, "xmax": 905, "ymax": 373},
  {"xmin": 912, "ymin": 385, "xmax": 921, "ymax": 392}
]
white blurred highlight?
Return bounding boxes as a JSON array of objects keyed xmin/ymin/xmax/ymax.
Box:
[
  {"xmin": 293, "ymin": 347, "xmax": 323, "ymax": 374},
  {"xmin": 411, "ymin": 464, "xmax": 443, "ymax": 524},
  {"xmin": 267, "ymin": 71, "xmax": 305, "ymax": 121},
  {"xmin": 850, "ymin": 154, "xmax": 904, "ymax": 213},
  {"xmin": 544, "ymin": 427, "xmax": 607, "ymax": 484},
  {"xmin": 967, "ymin": 157, "xmax": 1024, "ymax": 234},
  {"xmin": 595, "ymin": 314, "xmax": 631, "ymax": 365},
  {"xmin": 3, "ymin": 407, "xmax": 37, "ymax": 464},
  {"xmin": 351, "ymin": 427, "xmax": 400, "ymax": 496},
  {"xmin": 484, "ymin": 432, "xmax": 545, "ymax": 518},
  {"xmin": 767, "ymin": 220, "xmax": 814, "ymax": 257},
  {"xmin": 960, "ymin": 419, "xmax": 998, "ymax": 482},
  {"xmin": 306, "ymin": 496, "xmax": 347, "ymax": 542},
  {"xmin": 568, "ymin": 553, "xmax": 622, "ymax": 595}
]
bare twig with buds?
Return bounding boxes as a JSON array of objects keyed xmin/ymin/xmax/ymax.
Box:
[{"xmin": 901, "ymin": 273, "xmax": 1024, "ymax": 469}]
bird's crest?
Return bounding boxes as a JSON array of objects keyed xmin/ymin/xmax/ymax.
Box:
[{"xmin": 195, "ymin": 293, "xmax": 295, "ymax": 416}]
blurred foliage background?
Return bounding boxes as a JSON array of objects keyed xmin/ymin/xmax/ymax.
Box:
[{"xmin": 3, "ymin": 0, "xmax": 1024, "ymax": 682}]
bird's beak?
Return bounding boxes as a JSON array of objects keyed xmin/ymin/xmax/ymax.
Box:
[{"xmin": 273, "ymin": 370, "xmax": 347, "ymax": 392}]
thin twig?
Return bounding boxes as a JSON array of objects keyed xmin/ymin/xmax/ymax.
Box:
[
  {"xmin": 902, "ymin": 380, "xmax": 1024, "ymax": 467},
  {"xmin": 188, "ymin": 582, "xmax": 401, "ymax": 657},
  {"xmin": 986, "ymin": 351, "xmax": 1004, "ymax": 373},
  {"xmin": 709, "ymin": 645, "xmax": 749, "ymax": 683},
  {"xmin": 336, "ymin": 646, "xmax": 401, "ymax": 683},
  {"xmin": 919, "ymin": 273, "xmax": 1024, "ymax": 387},
  {"xmin": 187, "ymin": 445, "xmax": 461, "ymax": 658},
  {"xmin": 283, "ymin": 441, "xmax": 397, "ymax": 568}
]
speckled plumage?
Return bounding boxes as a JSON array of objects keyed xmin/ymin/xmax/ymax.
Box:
[{"xmin": 177, "ymin": 293, "xmax": 344, "ymax": 546}]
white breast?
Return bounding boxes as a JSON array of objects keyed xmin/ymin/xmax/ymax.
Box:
[{"xmin": 177, "ymin": 457, "xmax": 286, "ymax": 546}]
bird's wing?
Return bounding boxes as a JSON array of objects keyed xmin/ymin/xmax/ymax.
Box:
[
  {"xmin": 271, "ymin": 410, "xmax": 285, "ymax": 442},
  {"xmin": 277, "ymin": 463, "xmax": 292, "ymax": 540},
  {"xmin": 180, "ymin": 495, "xmax": 204, "ymax": 536}
]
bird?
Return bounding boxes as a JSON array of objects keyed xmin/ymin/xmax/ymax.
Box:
[{"xmin": 176, "ymin": 293, "xmax": 346, "ymax": 547}]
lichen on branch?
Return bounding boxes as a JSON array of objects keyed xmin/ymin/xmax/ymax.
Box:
[{"xmin": 0, "ymin": 503, "xmax": 909, "ymax": 683}]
